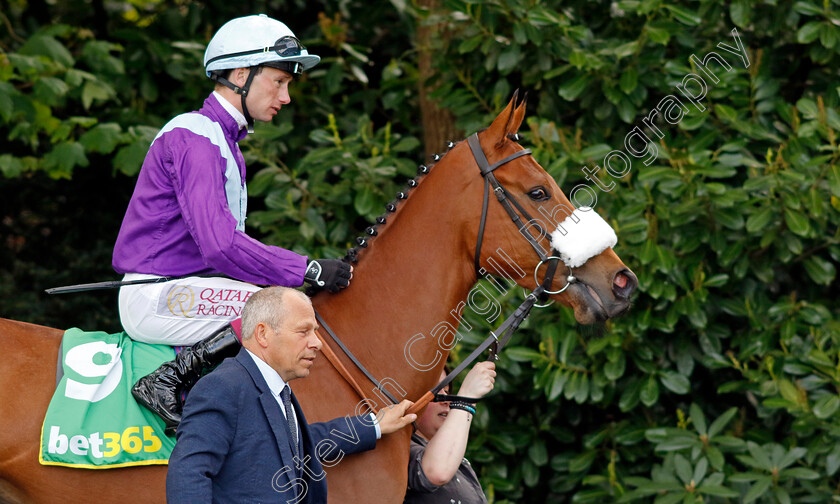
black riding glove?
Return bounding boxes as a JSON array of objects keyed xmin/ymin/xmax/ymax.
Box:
[{"xmin": 304, "ymin": 259, "xmax": 352, "ymax": 293}]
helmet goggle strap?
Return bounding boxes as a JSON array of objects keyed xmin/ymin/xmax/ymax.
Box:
[{"xmin": 205, "ymin": 36, "xmax": 306, "ymax": 66}]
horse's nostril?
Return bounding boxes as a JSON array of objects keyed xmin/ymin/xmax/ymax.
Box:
[
  {"xmin": 614, "ymin": 273, "xmax": 628, "ymax": 289},
  {"xmin": 612, "ymin": 270, "xmax": 637, "ymax": 299}
]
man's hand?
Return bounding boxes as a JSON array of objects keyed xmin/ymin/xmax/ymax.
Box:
[
  {"xmin": 457, "ymin": 361, "xmax": 496, "ymax": 399},
  {"xmin": 376, "ymin": 399, "xmax": 417, "ymax": 435},
  {"xmin": 304, "ymin": 259, "xmax": 353, "ymax": 293}
]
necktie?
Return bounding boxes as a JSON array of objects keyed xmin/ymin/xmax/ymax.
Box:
[{"xmin": 280, "ymin": 385, "xmax": 299, "ymax": 459}]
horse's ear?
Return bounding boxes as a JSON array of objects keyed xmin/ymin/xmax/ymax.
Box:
[
  {"xmin": 485, "ymin": 90, "xmax": 525, "ymax": 148},
  {"xmin": 509, "ymin": 92, "xmax": 527, "ymax": 138}
]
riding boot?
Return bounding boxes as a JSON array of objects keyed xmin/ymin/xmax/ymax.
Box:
[{"xmin": 131, "ymin": 324, "xmax": 240, "ymax": 436}]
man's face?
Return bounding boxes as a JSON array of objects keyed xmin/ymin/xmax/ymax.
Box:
[
  {"xmin": 264, "ymin": 293, "xmax": 321, "ymax": 382},
  {"xmin": 242, "ymin": 66, "xmax": 293, "ymax": 122}
]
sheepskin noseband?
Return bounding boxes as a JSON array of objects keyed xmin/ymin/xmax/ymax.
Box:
[{"xmin": 550, "ymin": 207, "xmax": 617, "ymax": 268}]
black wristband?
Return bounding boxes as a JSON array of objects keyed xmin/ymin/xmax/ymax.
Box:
[
  {"xmin": 434, "ymin": 393, "xmax": 480, "ymax": 403},
  {"xmin": 448, "ymin": 402, "xmax": 476, "ymax": 415}
]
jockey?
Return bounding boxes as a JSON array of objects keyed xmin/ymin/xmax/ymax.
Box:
[{"xmin": 112, "ymin": 14, "xmax": 352, "ymax": 433}]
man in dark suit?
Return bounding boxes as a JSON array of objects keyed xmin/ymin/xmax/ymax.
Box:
[{"xmin": 166, "ymin": 286, "xmax": 416, "ymax": 503}]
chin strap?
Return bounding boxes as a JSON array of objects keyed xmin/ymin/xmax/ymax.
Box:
[{"xmin": 211, "ymin": 67, "xmax": 257, "ymax": 134}]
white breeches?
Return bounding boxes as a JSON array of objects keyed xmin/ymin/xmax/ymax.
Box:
[{"xmin": 118, "ymin": 273, "xmax": 261, "ymax": 345}]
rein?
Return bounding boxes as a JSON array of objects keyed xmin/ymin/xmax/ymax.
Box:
[{"xmin": 314, "ymin": 132, "xmax": 575, "ymax": 417}]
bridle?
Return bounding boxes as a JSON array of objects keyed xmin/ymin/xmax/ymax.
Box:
[
  {"xmin": 468, "ymin": 132, "xmax": 575, "ymax": 302},
  {"xmin": 314, "ymin": 131, "xmax": 578, "ymax": 416}
]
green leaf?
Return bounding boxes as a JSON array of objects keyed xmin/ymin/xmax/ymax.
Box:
[
  {"xmin": 113, "ymin": 140, "xmax": 150, "ymax": 176},
  {"xmin": 783, "ymin": 208, "xmax": 811, "ymax": 236},
  {"xmin": 354, "ymin": 185, "xmax": 378, "ymax": 217},
  {"xmin": 620, "ymin": 68, "xmax": 638, "ymax": 93},
  {"xmin": 391, "ymin": 136, "xmax": 420, "ymax": 153},
  {"xmin": 706, "ymin": 446, "xmax": 725, "ymax": 470},
  {"xmin": 746, "ymin": 442, "xmax": 773, "ymax": 471},
  {"xmin": 522, "ymin": 458, "xmax": 539, "ymax": 487},
  {"xmin": 698, "ymin": 484, "xmax": 738, "ymax": 497},
  {"xmin": 528, "ymin": 439, "xmax": 548, "ymax": 466},
  {"xmin": 703, "ymin": 274, "xmax": 729, "ymax": 288},
  {"xmin": 19, "ymin": 34, "xmax": 74, "ymax": 67},
  {"xmin": 569, "ymin": 450, "xmax": 597, "ymax": 473},
  {"xmin": 548, "ymin": 369, "xmax": 569, "ymax": 401},
  {"xmin": 506, "ymin": 346, "xmax": 544, "ymax": 362},
  {"xmin": 646, "ymin": 26, "xmax": 670, "ymax": 45},
  {"xmin": 794, "ymin": 1, "xmax": 824, "ymax": 15},
  {"xmin": 674, "ymin": 453, "xmax": 693, "ymax": 485},
  {"xmin": 664, "ymin": 4, "xmax": 701, "ymax": 25},
  {"xmin": 604, "ymin": 354, "xmax": 626, "ymax": 380},
  {"xmin": 660, "ymin": 370, "xmax": 690, "ymax": 394},
  {"xmin": 0, "ymin": 85, "xmax": 13, "ymax": 122},
  {"xmin": 619, "ymin": 378, "xmax": 642, "ymax": 411},
  {"xmin": 0, "ymin": 154, "xmax": 24, "ymax": 177},
  {"xmin": 33, "ymin": 77, "xmax": 69, "ymax": 107},
  {"xmin": 640, "ymin": 375, "xmax": 659, "ymax": 406},
  {"xmin": 693, "ymin": 457, "xmax": 708, "ymax": 485},
  {"xmin": 558, "ymin": 73, "xmax": 592, "ymax": 101},
  {"xmin": 497, "ymin": 45, "xmax": 522, "ymax": 74},
  {"xmin": 813, "ymin": 395, "xmax": 840, "ymax": 419},
  {"xmin": 730, "ymin": 0, "xmax": 751, "ymax": 28},
  {"xmin": 774, "ymin": 487, "xmax": 791, "ymax": 504},
  {"xmin": 743, "ymin": 475, "xmax": 772, "ymax": 503},
  {"xmin": 779, "ymin": 467, "xmax": 820, "ymax": 479},
  {"xmin": 81, "ymin": 80, "xmax": 116, "ymax": 110},
  {"xmin": 458, "ymin": 35, "xmax": 483, "ymax": 54},
  {"xmin": 820, "ymin": 23, "xmax": 839, "ymax": 49},
  {"xmin": 708, "ymin": 407, "xmax": 738, "ymax": 438},
  {"xmin": 803, "ymin": 256, "xmax": 836, "ymax": 286},
  {"xmin": 797, "ymin": 21, "xmax": 822, "ymax": 43},
  {"xmin": 41, "ymin": 142, "xmax": 89, "ymax": 179},
  {"xmin": 746, "ymin": 206, "xmax": 775, "ymax": 233},
  {"xmin": 690, "ymin": 403, "xmax": 707, "ymax": 436},
  {"xmin": 79, "ymin": 123, "xmax": 122, "ymax": 154},
  {"xmin": 828, "ymin": 165, "xmax": 840, "ymax": 197}
]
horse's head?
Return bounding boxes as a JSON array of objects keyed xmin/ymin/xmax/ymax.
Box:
[{"xmin": 460, "ymin": 92, "xmax": 637, "ymax": 324}]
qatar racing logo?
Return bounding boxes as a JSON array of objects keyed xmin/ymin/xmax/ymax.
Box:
[{"xmin": 158, "ymin": 285, "xmax": 255, "ymax": 320}]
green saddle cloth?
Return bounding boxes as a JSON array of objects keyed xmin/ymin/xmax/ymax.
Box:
[{"xmin": 40, "ymin": 328, "xmax": 176, "ymax": 469}]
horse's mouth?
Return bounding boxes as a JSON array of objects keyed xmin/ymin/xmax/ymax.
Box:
[{"xmin": 570, "ymin": 281, "xmax": 608, "ymax": 322}]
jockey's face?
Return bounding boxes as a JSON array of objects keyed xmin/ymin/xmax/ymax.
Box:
[
  {"xmin": 247, "ymin": 66, "xmax": 293, "ymax": 122},
  {"xmin": 228, "ymin": 66, "xmax": 293, "ymax": 122}
]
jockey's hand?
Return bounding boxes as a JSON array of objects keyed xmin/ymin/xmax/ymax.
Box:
[{"xmin": 304, "ymin": 259, "xmax": 353, "ymax": 293}]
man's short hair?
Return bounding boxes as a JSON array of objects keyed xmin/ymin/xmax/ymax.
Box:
[{"xmin": 240, "ymin": 286, "xmax": 311, "ymax": 340}]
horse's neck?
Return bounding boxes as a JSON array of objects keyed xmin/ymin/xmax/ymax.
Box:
[{"xmin": 313, "ymin": 158, "xmax": 478, "ymax": 402}]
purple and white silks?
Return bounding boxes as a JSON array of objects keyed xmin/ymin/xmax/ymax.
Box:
[{"xmin": 112, "ymin": 92, "xmax": 306, "ymax": 287}]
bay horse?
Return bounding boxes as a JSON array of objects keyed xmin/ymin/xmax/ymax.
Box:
[{"xmin": 0, "ymin": 94, "xmax": 637, "ymax": 503}]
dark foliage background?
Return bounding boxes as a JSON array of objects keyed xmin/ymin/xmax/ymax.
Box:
[{"xmin": 2, "ymin": 0, "xmax": 839, "ymax": 502}]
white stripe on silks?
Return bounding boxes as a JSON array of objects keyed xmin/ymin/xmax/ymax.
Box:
[
  {"xmin": 550, "ymin": 207, "xmax": 618, "ymax": 268},
  {"xmin": 152, "ymin": 113, "xmax": 248, "ymax": 231}
]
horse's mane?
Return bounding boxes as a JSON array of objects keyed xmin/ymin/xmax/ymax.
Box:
[
  {"xmin": 340, "ymin": 139, "xmax": 462, "ymax": 265},
  {"xmin": 339, "ymin": 127, "xmax": 520, "ymax": 267}
]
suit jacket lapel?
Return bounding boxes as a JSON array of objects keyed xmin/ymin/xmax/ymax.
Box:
[{"xmin": 236, "ymin": 351, "xmax": 300, "ymax": 472}]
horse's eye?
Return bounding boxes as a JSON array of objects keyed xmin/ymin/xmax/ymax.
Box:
[{"xmin": 527, "ymin": 187, "xmax": 550, "ymax": 201}]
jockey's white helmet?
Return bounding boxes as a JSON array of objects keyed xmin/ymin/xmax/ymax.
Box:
[{"xmin": 203, "ymin": 14, "xmax": 320, "ymax": 78}]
